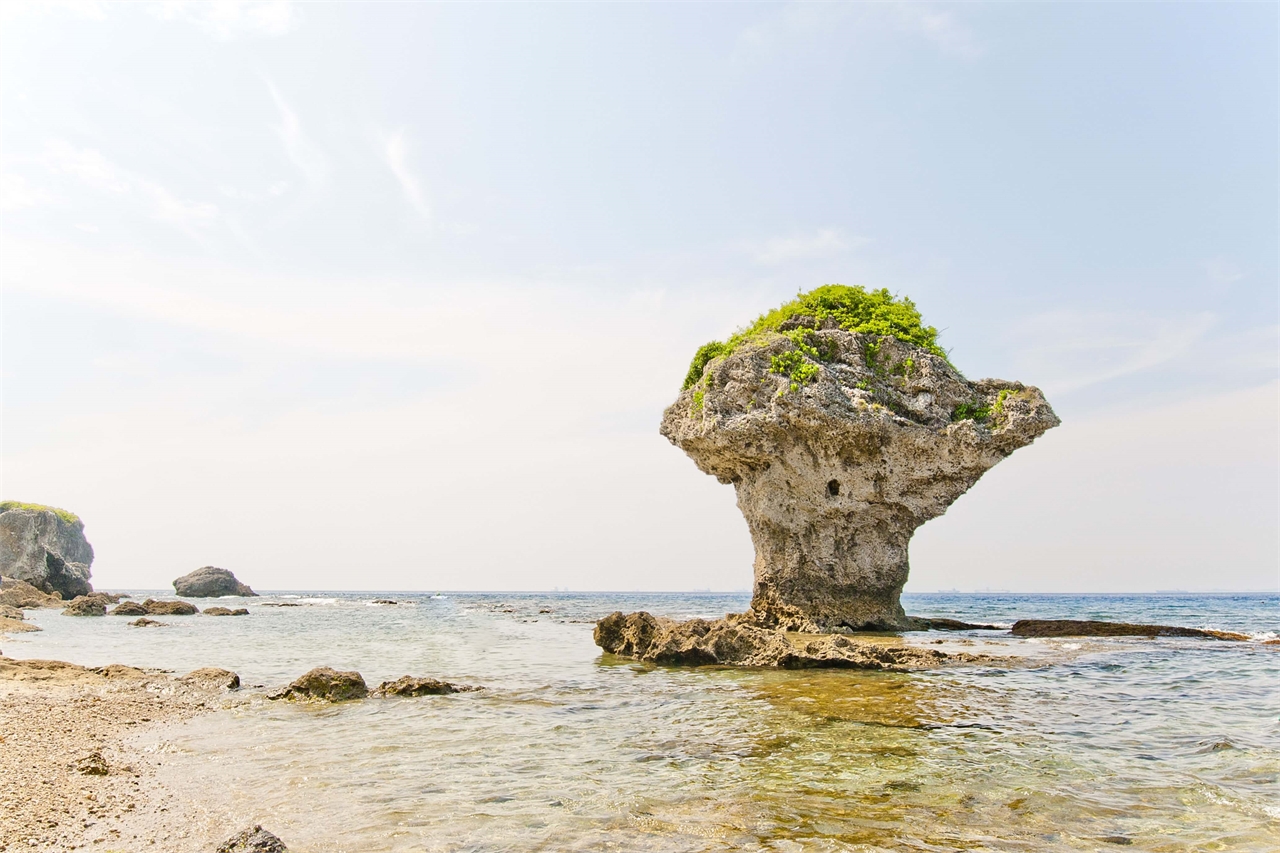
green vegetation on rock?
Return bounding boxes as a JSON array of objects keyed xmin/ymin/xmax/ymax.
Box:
[
  {"xmin": 0, "ymin": 501, "xmax": 81, "ymax": 526},
  {"xmin": 681, "ymin": 285, "xmax": 946, "ymax": 391}
]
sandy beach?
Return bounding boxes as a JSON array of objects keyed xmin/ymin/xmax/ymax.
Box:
[{"xmin": 0, "ymin": 655, "xmax": 241, "ymax": 851}]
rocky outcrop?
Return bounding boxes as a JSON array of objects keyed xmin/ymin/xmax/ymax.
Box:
[
  {"xmin": 372, "ymin": 676, "xmax": 480, "ymax": 696},
  {"xmin": 172, "ymin": 566, "xmax": 256, "ymax": 598},
  {"xmin": 0, "ymin": 578, "xmax": 63, "ymax": 608},
  {"xmin": 268, "ymin": 667, "xmax": 367, "ymax": 702},
  {"xmin": 1010, "ymin": 619, "xmax": 1248, "ymax": 641},
  {"xmin": 661, "ymin": 308, "xmax": 1058, "ymax": 631},
  {"xmin": 180, "ymin": 667, "xmax": 241, "ymax": 690},
  {"xmin": 62, "ymin": 593, "xmax": 115, "ymax": 617},
  {"xmin": 216, "ymin": 825, "xmax": 288, "ymax": 853},
  {"xmin": 594, "ymin": 611, "xmax": 1001, "ymax": 669},
  {"xmin": 139, "ymin": 598, "xmax": 198, "ymax": 615},
  {"xmin": 0, "ymin": 504, "xmax": 94, "ymax": 599},
  {"xmin": 204, "ymin": 607, "xmax": 249, "ymax": 616}
]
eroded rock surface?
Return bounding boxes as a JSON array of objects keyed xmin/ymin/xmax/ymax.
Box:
[
  {"xmin": 662, "ymin": 329, "xmax": 1058, "ymax": 631},
  {"xmin": 204, "ymin": 607, "xmax": 250, "ymax": 616},
  {"xmin": 0, "ymin": 578, "xmax": 63, "ymax": 608},
  {"xmin": 0, "ymin": 505, "xmax": 94, "ymax": 599},
  {"xmin": 140, "ymin": 598, "xmax": 199, "ymax": 615},
  {"xmin": 62, "ymin": 593, "xmax": 115, "ymax": 617},
  {"xmin": 216, "ymin": 825, "xmax": 289, "ymax": 853},
  {"xmin": 269, "ymin": 667, "xmax": 368, "ymax": 702},
  {"xmin": 594, "ymin": 611, "xmax": 1000, "ymax": 670},
  {"xmin": 173, "ymin": 566, "xmax": 256, "ymax": 597},
  {"xmin": 373, "ymin": 675, "xmax": 480, "ymax": 696}
]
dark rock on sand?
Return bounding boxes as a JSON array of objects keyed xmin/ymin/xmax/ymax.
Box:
[
  {"xmin": 62, "ymin": 593, "xmax": 115, "ymax": 617},
  {"xmin": 141, "ymin": 598, "xmax": 199, "ymax": 615},
  {"xmin": 110, "ymin": 601, "xmax": 150, "ymax": 616},
  {"xmin": 595, "ymin": 610, "xmax": 997, "ymax": 670},
  {"xmin": 216, "ymin": 824, "xmax": 288, "ymax": 852},
  {"xmin": 173, "ymin": 566, "xmax": 256, "ymax": 598},
  {"xmin": 268, "ymin": 667, "xmax": 367, "ymax": 702},
  {"xmin": 0, "ymin": 577, "xmax": 63, "ymax": 608},
  {"xmin": 128, "ymin": 617, "xmax": 167, "ymax": 627},
  {"xmin": 0, "ymin": 503, "xmax": 95, "ymax": 599},
  {"xmin": 203, "ymin": 607, "xmax": 249, "ymax": 616},
  {"xmin": 75, "ymin": 751, "xmax": 110, "ymax": 776},
  {"xmin": 1010, "ymin": 619, "xmax": 1248, "ymax": 641},
  {"xmin": 373, "ymin": 675, "xmax": 480, "ymax": 696}
]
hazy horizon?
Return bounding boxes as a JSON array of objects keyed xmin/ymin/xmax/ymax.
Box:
[{"xmin": 2, "ymin": 2, "xmax": 1276, "ymax": 595}]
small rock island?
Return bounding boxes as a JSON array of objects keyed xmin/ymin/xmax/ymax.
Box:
[
  {"xmin": 173, "ymin": 566, "xmax": 257, "ymax": 597},
  {"xmin": 596, "ymin": 286, "xmax": 1059, "ymax": 666}
]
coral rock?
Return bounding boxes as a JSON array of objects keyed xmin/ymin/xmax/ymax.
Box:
[
  {"xmin": 269, "ymin": 667, "xmax": 367, "ymax": 702},
  {"xmin": 373, "ymin": 675, "xmax": 480, "ymax": 697},
  {"xmin": 216, "ymin": 825, "xmax": 288, "ymax": 852},
  {"xmin": 662, "ymin": 331, "xmax": 1058, "ymax": 630}
]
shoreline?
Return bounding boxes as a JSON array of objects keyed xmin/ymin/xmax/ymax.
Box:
[{"xmin": 0, "ymin": 656, "xmax": 241, "ymax": 851}]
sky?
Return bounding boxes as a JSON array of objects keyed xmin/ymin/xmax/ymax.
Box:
[{"xmin": 1, "ymin": 1, "xmax": 1275, "ymax": 593}]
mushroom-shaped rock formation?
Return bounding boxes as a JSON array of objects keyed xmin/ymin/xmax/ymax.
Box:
[
  {"xmin": 0, "ymin": 502, "xmax": 94, "ymax": 599},
  {"xmin": 662, "ymin": 286, "xmax": 1058, "ymax": 634}
]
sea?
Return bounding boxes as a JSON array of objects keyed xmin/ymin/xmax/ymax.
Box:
[{"xmin": 6, "ymin": 591, "xmax": 1278, "ymax": 852}]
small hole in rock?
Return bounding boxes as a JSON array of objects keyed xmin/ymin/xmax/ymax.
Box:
[{"xmin": 827, "ymin": 480, "xmax": 840, "ymax": 497}]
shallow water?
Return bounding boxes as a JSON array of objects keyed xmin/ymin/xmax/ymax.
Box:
[{"xmin": 8, "ymin": 592, "xmax": 1279, "ymax": 851}]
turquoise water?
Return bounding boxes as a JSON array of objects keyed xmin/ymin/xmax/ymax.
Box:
[{"xmin": 8, "ymin": 592, "xmax": 1279, "ymax": 851}]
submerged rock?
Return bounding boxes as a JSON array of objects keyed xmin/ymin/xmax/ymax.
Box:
[
  {"xmin": 0, "ymin": 503, "xmax": 94, "ymax": 599},
  {"xmin": 204, "ymin": 607, "xmax": 249, "ymax": 616},
  {"xmin": 173, "ymin": 566, "xmax": 256, "ymax": 597},
  {"xmin": 1010, "ymin": 619, "xmax": 1248, "ymax": 641},
  {"xmin": 269, "ymin": 667, "xmax": 367, "ymax": 702},
  {"xmin": 216, "ymin": 825, "xmax": 288, "ymax": 853},
  {"xmin": 373, "ymin": 675, "xmax": 480, "ymax": 696},
  {"xmin": 128, "ymin": 617, "xmax": 167, "ymax": 627},
  {"xmin": 659, "ymin": 287, "xmax": 1058, "ymax": 631},
  {"xmin": 594, "ymin": 611, "xmax": 997, "ymax": 670},
  {"xmin": 141, "ymin": 598, "xmax": 199, "ymax": 615}
]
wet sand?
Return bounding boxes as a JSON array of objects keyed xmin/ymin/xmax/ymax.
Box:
[{"xmin": 0, "ymin": 656, "xmax": 241, "ymax": 851}]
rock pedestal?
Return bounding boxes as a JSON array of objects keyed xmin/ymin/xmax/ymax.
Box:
[{"xmin": 661, "ymin": 331, "xmax": 1059, "ymax": 631}]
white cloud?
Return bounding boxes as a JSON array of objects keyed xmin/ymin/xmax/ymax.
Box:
[
  {"xmin": 748, "ymin": 228, "xmax": 866, "ymax": 265},
  {"xmin": 1203, "ymin": 257, "xmax": 1245, "ymax": 291},
  {"xmin": 39, "ymin": 140, "xmax": 218, "ymax": 235},
  {"xmin": 892, "ymin": 4, "xmax": 983, "ymax": 59},
  {"xmin": 43, "ymin": 140, "xmax": 130, "ymax": 193},
  {"xmin": 1005, "ymin": 309, "xmax": 1217, "ymax": 394},
  {"xmin": 736, "ymin": 1, "xmax": 982, "ymax": 62},
  {"xmin": 0, "ymin": 173, "xmax": 55, "ymax": 213},
  {"xmin": 148, "ymin": 1, "xmax": 295, "ymax": 38},
  {"xmin": 383, "ymin": 131, "xmax": 430, "ymax": 219},
  {"xmin": 267, "ymin": 82, "xmax": 327, "ymax": 185}
]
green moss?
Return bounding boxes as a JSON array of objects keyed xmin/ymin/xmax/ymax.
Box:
[
  {"xmin": 0, "ymin": 501, "xmax": 81, "ymax": 525},
  {"xmin": 691, "ymin": 389, "xmax": 705, "ymax": 413},
  {"xmin": 951, "ymin": 401, "xmax": 991, "ymax": 423},
  {"xmin": 681, "ymin": 285, "xmax": 948, "ymax": 392}
]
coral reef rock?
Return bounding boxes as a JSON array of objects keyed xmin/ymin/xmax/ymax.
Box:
[
  {"xmin": 140, "ymin": 598, "xmax": 199, "ymax": 615},
  {"xmin": 269, "ymin": 667, "xmax": 368, "ymax": 702},
  {"xmin": 109, "ymin": 601, "xmax": 150, "ymax": 616},
  {"xmin": 172, "ymin": 566, "xmax": 257, "ymax": 597},
  {"xmin": 180, "ymin": 667, "xmax": 241, "ymax": 690},
  {"xmin": 0, "ymin": 504, "xmax": 94, "ymax": 599},
  {"xmin": 203, "ymin": 606, "xmax": 250, "ymax": 616},
  {"xmin": 128, "ymin": 617, "xmax": 167, "ymax": 627},
  {"xmin": 1010, "ymin": 619, "xmax": 1247, "ymax": 641},
  {"xmin": 594, "ymin": 611, "xmax": 1000, "ymax": 670},
  {"xmin": 62, "ymin": 593, "xmax": 116, "ymax": 617},
  {"xmin": 216, "ymin": 825, "xmax": 288, "ymax": 853},
  {"xmin": 660, "ymin": 324, "xmax": 1058, "ymax": 631},
  {"xmin": 372, "ymin": 675, "xmax": 481, "ymax": 697}
]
